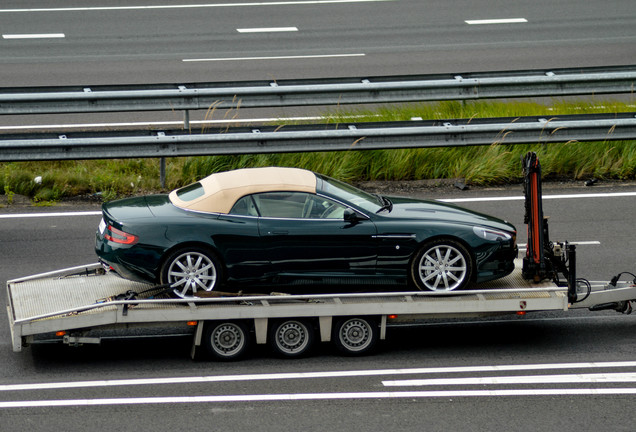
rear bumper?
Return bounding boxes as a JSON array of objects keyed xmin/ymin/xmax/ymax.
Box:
[{"xmin": 95, "ymin": 234, "xmax": 158, "ymax": 284}]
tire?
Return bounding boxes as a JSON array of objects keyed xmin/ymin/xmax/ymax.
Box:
[
  {"xmin": 202, "ymin": 321, "xmax": 251, "ymax": 361},
  {"xmin": 269, "ymin": 319, "xmax": 315, "ymax": 358},
  {"xmin": 332, "ymin": 317, "xmax": 378, "ymax": 356},
  {"xmin": 160, "ymin": 246, "xmax": 222, "ymax": 298},
  {"xmin": 411, "ymin": 239, "xmax": 473, "ymax": 291}
]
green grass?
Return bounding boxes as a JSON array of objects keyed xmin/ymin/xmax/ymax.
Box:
[{"xmin": 1, "ymin": 99, "xmax": 634, "ymax": 203}]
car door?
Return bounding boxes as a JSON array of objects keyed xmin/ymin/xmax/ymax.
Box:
[
  {"xmin": 213, "ymin": 199, "xmax": 267, "ymax": 283},
  {"xmin": 253, "ymin": 192, "xmax": 378, "ymax": 277}
]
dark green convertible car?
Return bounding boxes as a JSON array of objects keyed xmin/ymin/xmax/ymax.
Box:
[{"xmin": 96, "ymin": 167, "xmax": 516, "ymax": 297}]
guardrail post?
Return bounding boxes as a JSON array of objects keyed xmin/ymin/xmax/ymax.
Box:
[
  {"xmin": 160, "ymin": 158, "xmax": 166, "ymax": 189},
  {"xmin": 159, "ymin": 110, "xmax": 189, "ymax": 188},
  {"xmin": 184, "ymin": 110, "xmax": 190, "ymax": 130}
]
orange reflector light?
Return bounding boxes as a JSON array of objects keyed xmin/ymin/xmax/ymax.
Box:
[
  {"xmin": 187, "ymin": 321, "xmax": 198, "ymax": 326},
  {"xmin": 516, "ymin": 311, "xmax": 527, "ymax": 316},
  {"xmin": 388, "ymin": 315, "xmax": 398, "ymax": 320},
  {"xmin": 56, "ymin": 331, "xmax": 67, "ymax": 337}
]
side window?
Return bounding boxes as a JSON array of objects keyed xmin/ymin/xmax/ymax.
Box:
[
  {"xmin": 229, "ymin": 195, "xmax": 259, "ymax": 216},
  {"xmin": 252, "ymin": 192, "xmax": 306, "ymax": 218},
  {"xmin": 302, "ymin": 194, "xmax": 347, "ymax": 219},
  {"xmin": 242, "ymin": 192, "xmax": 348, "ymax": 219}
]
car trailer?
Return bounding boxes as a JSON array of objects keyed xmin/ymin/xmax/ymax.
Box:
[{"xmin": 6, "ymin": 153, "xmax": 636, "ymax": 360}]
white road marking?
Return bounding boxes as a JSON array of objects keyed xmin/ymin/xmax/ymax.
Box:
[
  {"xmin": 518, "ymin": 241, "xmax": 601, "ymax": 248},
  {"xmin": 2, "ymin": 33, "xmax": 65, "ymax": 39},
  {"xmin": 0, "ymin": 211, "xmax": 101, "ymax": 219},
  {"xmin": 237, "ymin": 27, "xmax": 298, "ymax": 33},
  {"xmin": 441, "ymin": 192, "xmax": 636, "ymax": 203},
  {"xmin": 183, "ymin": 53, "xmax": 365, "ymax": 62},
  {"xmin": 2, "ymin": 361, "xmax": 636, "ymax": 392},
  {"xmin": 384, "ymin": 372, "xmax": 636, "ymax": 387},
  {"xmin": 2, "ymin": 388, "xmax": 636, "ymax": 408},
  {"xmin": 465, "ymin": 18, "xmax": 528, "ymax": 25},
  {"xmin": 0, "ymin": 0, "xmax": 394, "ymax": 13}
]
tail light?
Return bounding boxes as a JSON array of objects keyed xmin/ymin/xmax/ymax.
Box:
[{"xmin": 104, "ymin": 224, "xmax": 139, "ymax": 245}]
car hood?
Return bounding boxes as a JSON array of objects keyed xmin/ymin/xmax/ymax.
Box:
[{"xmin": 380, "ymin": 196, "xmax": 515, "ymax": 232}]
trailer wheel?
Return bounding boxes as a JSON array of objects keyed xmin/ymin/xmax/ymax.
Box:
[
  {"xmin": 332, "ymin": 317, "xmax": 378, "ymax": 356},
  {"xmin": 411, "ymin": 239, "xmax": 473, "ymax": 291},
  {"xmin": 203, "ymin": 321, "xmax": 250, "ymax": 361},
  {"xmin": 269, "ymin": 319, "xmax": 314, "ymax": 358}
]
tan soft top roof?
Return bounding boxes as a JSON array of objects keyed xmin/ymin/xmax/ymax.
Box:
[{"xmin": 169, "ymin": 167, "xmax": 317, "ymax": 214}]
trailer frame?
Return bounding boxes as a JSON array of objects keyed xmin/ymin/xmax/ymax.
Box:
[{"xmin": 6, "ymin": 260, "xmax": 636, "ymax": 359}]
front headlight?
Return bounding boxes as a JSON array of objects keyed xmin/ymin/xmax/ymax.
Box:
[{"xmin": 473, "ymin": 226, "xmax": 513, "ymax": 242}]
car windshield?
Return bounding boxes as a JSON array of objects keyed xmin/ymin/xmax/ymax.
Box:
[{"xmin": 317, "ymin": 174, "xmax": 383, "ymax": 213}]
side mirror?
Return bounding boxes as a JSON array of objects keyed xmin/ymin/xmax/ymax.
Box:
[{"xmin": 344, "ymin": 208, "xmax": 366, "ymax": 223}]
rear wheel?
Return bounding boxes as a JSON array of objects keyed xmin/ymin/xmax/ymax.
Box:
[
  {"xmin": 269, "ymin": 319, "xmax": 315, "ymax": 358},
  {"xmin": 332, "ymin": 317, "xmax": 378, "ymax": 356},
  {"xmin": 161, "ymin": 247, "xmax": 222, "ymax": 298},
  {"xmin": 202, "ymin": 321, "xmax": 250, "ymax": 361},
  {"xmin": 411, "ymin": 239, "xmax": 473, "ymax": 291}
]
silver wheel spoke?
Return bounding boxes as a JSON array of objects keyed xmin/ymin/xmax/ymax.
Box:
[
  {"xmin": 175, "ymin": 284, "xmax": 189, "ymax": 297},
  {"xmin": 170, "ymin": 278, "xmax": 187, "ymax": 287},
  {"xmin": 442, "ymin": 248, "xmax": 451, "ymax": 262},
  {"xmin": 441, "ymin": 272, "xmax": 450, "ymax": 289},
  {"xmin": 446, "ymin": 272, "xmax": 460, "ymax": 282},
  {"xmin": 422, "ymin": 272, "xmax": 439, "ymax": 282},
  {"xmin": 194, "ymin": 278, "xmax": 209, "ymax": 291},
  {"xmin": 194, "ymin": 263, "xmax": 214, "ymax": 276},
  {"xmin": 447, "ymin": 266, "xmax": 464, "ymax": 272}
]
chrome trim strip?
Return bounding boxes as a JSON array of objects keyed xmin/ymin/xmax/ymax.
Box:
[{"xmin": 373, "ymin": 234, "xmax": 417, "ymax": 239}]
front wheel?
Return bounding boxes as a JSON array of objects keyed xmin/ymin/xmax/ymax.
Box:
[{"xmin": 411, "ymin": 239, "xmax": 473, "ymax": 291}]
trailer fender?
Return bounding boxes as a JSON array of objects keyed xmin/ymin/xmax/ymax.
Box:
[
  {"xmin": 254, "ymin": 318, "xmax": 268, "ymax": 344},
  {"xmin": 319, "ymin": 316, "xmax": 332, "ymax": 342}
]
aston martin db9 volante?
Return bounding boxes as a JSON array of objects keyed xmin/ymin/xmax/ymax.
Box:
[{"xmin": 96, "ymin": 167, "xmax": 517, "ymax": 297}]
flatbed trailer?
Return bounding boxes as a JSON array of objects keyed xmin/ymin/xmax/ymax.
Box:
[{"xmin": 7, "ymin": 260, "xmax": 636, "ymax": 360}]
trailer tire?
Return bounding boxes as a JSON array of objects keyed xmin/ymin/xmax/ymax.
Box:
[
  {"xmin": 269, "ymin": 319, "xmax": 315, "ymax": 358},
  {"xmin": 202, "ymin": 321, "xmax": 250, "ymax": 361},
  {"xmin": 332, "ymin": 317, "xmax": 378, "ymax": 356}
]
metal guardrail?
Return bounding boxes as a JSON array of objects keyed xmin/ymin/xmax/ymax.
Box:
[
  {"xmin": 1, "ymin": 113, "xmax": 634, "ymax": 162},
  {"xmin": 1, "ymin": 65, "xmax": 635, "ymax": 115}
]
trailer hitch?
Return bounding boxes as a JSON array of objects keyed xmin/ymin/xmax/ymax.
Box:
[{"xmin": 589, "ymin": 301, "xmax": 633, "ymax": 314}]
